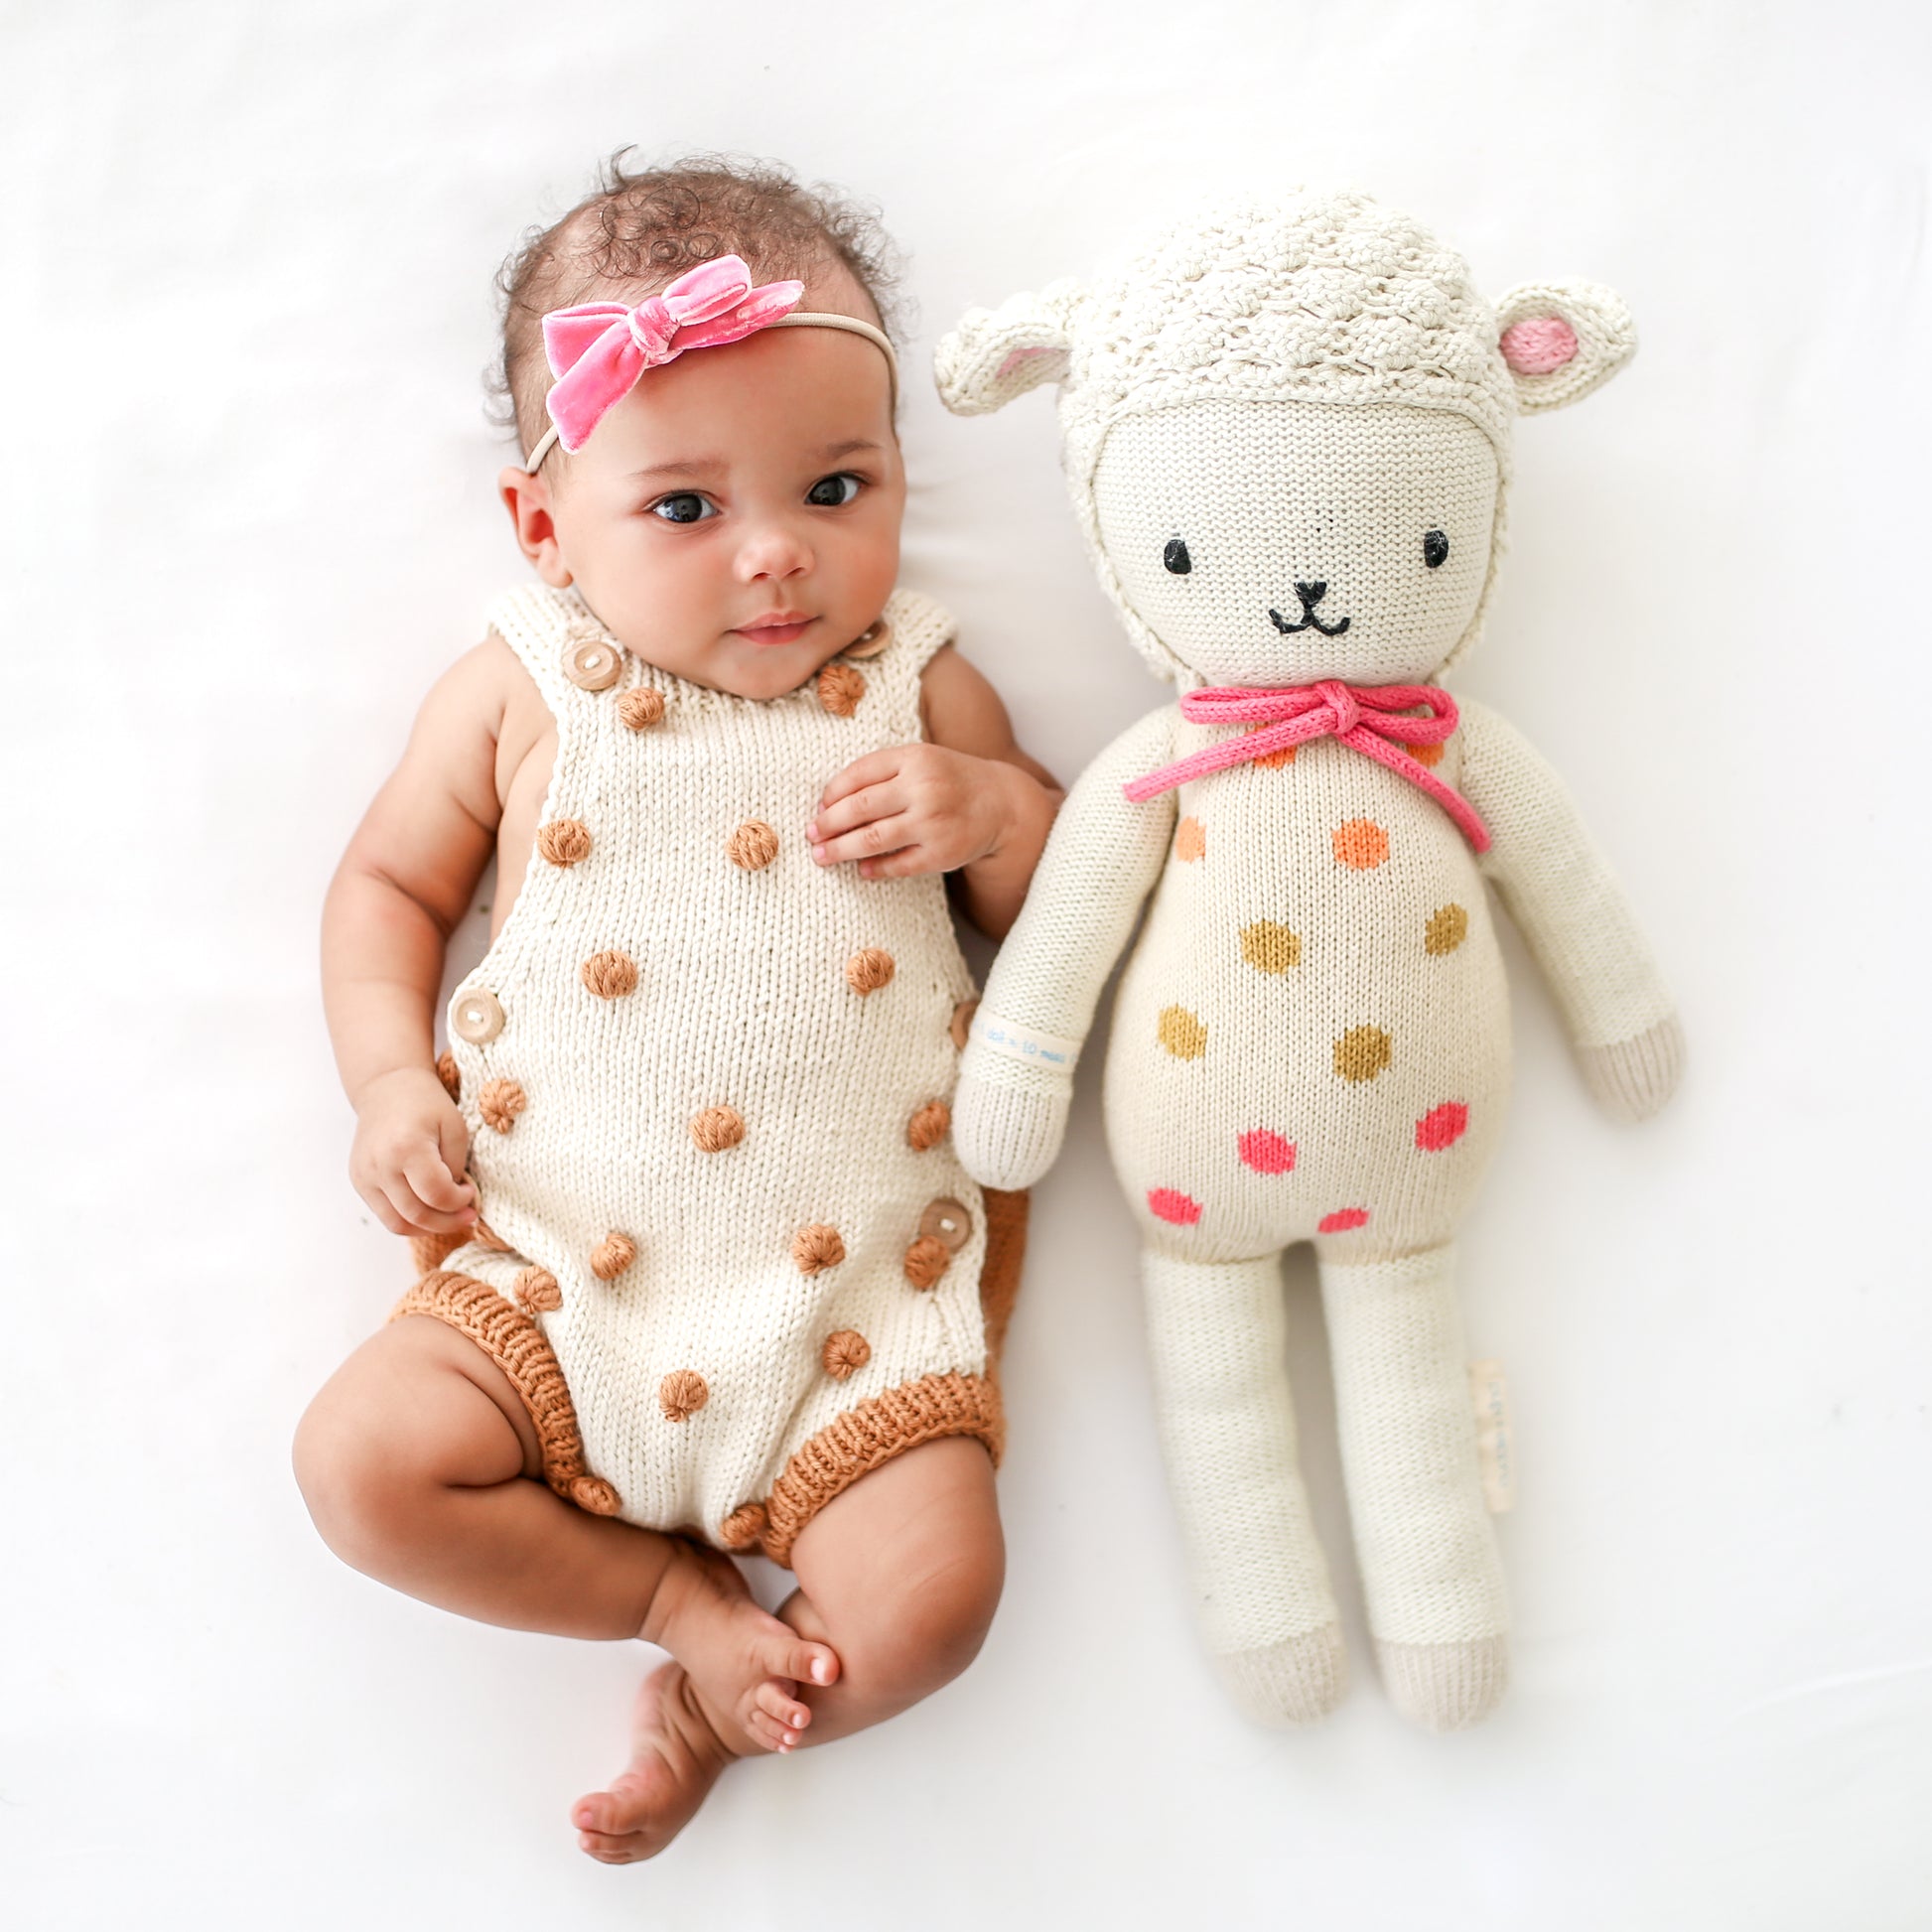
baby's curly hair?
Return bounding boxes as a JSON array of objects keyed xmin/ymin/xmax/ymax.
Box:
[{"xmin": 491, "ymin": 151, "xmax": 904, "ymax": 458}]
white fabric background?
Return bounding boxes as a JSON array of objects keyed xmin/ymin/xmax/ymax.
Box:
[{"xmin": 5, "ymin": 2, "xmax": 1928, "ymax": 1923}]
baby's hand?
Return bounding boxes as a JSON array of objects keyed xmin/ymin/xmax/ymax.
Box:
[
  {"xmin": 807, "ymin": 743, "xmax": 1028, "ymax": 881},
  {"xmin": 348, "ymin": 1066, "xmax": 479, "ymax": 1237}
]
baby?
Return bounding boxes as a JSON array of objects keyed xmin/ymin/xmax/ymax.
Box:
[{"xmin": 295, "ymin": 156, "xmax": 1060, "ymax": 1863}]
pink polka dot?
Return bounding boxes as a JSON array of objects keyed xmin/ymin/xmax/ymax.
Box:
[
  {"xmin": 1238, "ymin": 1130, "xmax": 1297, "ymax": 1174},
  {"xmin": 1147, "ymin": 1187, "xmax": 1203, "ymax": 1226},
  {"xmin": 1317, "ymin": 1207, "xmax": 1370, "ymax": 1235},
  {"xmin": 1415, "ymin": 1102, "xmax": 1469, "ymax": 1152}
]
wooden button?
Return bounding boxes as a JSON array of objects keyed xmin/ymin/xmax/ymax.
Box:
[
  {"xmin": 918, "ymin": 1197, "xmax": 973, "ymax": 1250},
  {"xmin": 450, "ymin": 987, "xmax": 504, "ymax": 1043},
  {"xmin": 842, "ymin": 619, "xmax": 892, "ymax": 660},
  {"xmin": 949, "ymin": 998, "xmax": 980, "ymax": 1050},
  {"xmin": 563, "ymin": 635, "xmax": 622, "ymax": 691}
]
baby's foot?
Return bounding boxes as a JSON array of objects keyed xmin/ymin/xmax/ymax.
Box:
[
  {"xmin": 572, "ymin": 1662, "xmax": 732, "ymax": 1863},
  {"xmin": 645, "ymin": 1539, "xmax": 839, "ymax": 1754}
]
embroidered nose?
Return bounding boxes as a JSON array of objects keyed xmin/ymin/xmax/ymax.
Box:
[
  {"xmin": 1294, "ymin": 581, "xmax": 1327, "ymax": 607},
  {"xmin": 1314, "ymin": 679, "xmax": 1360, "ymax": 735}
]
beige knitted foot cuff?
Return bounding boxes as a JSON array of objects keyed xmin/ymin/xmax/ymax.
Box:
[
  {"xmin": 1375, "ymin": 1633, "xmax": 1510, "ymax": 1731},
  {"xmin": 1213, "ymin": 1623, "xmax": 1349, "ymax": 1727}
]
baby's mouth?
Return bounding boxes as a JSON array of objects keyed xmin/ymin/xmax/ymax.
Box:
[{"xmin": 735, "ymin": 613, "xmax": 818, "ymax": 646}]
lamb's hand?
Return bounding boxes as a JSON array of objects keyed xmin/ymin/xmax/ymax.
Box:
[
  {"xmin": 1578, "ymin": 1013, "xmax": 1685, "ymax": 1124},
  {"xmin": 952, "ymin": 1043, "xmax": 1075, "ymax": 1190}
]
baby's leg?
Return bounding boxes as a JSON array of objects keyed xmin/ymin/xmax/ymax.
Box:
[
  {"xmin": 294, "ymin": 1315, "xmax": 834, "ymax": 1732},
  {"xmin": 774, "ymin": 1435, "xmax": 1005, "ymax": 1749},
  {"xmin": 571, "ymin": 1438, "xmax": 1001, "ymax": 1863}
]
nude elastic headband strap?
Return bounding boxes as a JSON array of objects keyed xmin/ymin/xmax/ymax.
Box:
[{"xmin": 519, "ymin": 312, "xmax": 899, "ymax": 474}]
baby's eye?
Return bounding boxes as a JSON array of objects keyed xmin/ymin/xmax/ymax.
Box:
[
  {"xmin": 650, "ymin": 492, "xmax": 716, "ymax": 525},
  {"xmin": 806, "ymin": 473, "xmax": 863, "ymax": 508},
  {"xmin": 1164, "ymin": 537, "xmax": 1192, "ymax": 575},
  {"xmin": 1423, "ymin": 529, "xmax": 1449, "ymax": 568}
]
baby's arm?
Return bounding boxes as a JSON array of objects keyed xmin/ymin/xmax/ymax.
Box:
[
  {"xmin": 806, "ymin": 644, "xmax": 1062, "ymax": 937},
  {"xmin": 321, "ymin": 643, "xmax": 508, "ymax": 1235},
  {"xmin": 1457, "ymin": 696, "xmax": 1683, "ymax": 1121}
]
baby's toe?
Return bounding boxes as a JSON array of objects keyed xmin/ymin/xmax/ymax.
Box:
[
  {"xmin": 745, "ymin": 1707, "xmax": 796, "ymax": 1753},
  {"xmin": 578, "ymin": 1828, "xmax": 650, "ymax": 1864},
  {"xmin": 767, "ymin": 1633, "xmax": 839, "ymax": 1689},
  {"xmin": 754, "ymin": 1678, "xmax": 811, "ymax": 1732},
  {"xmin": 575, "ymin": 1770, "xmax": 655, "ymax": 1838}
]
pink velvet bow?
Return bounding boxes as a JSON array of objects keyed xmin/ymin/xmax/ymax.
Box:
[
  {"xmin": 539, "ymin": 256, "xmax": 806, "ymax": 453},
  {"xmin": 1122, "ymin": 679, "xmax": 1491, "ymax": 852}
]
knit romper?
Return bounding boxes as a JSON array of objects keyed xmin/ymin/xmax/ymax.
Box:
[{"xmin": 393, "ymin": 583, "xmax": 1026, "ymax": 1567}]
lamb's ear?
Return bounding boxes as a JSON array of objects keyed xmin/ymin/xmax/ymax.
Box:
[
  {"xmin": 1493, "ymin": 280, "xmax": 1636, "ymax": 415},
  {"xmin": 933, "ymin": 280, "xmax": 1085, "ymax": 416}
]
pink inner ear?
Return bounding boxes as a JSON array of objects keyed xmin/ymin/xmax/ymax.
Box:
[
  {"xmin": 996, "ymin": 345, "xmax": 1063, "ymax": 379},
  {"xmin": 1501, "ymin": 316, "xmax": 1579, "ymax": 376}
]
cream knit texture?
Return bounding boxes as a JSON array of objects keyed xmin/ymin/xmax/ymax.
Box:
[
  {"xmin": 437, "ymin": 584, "xmax": 990, "ymax": 1547},
  {"xmin": 937, "ymin": 193, "xmax": 1675, "ymax": 1729}
]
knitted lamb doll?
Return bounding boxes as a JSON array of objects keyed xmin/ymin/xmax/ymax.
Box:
[{"xmin": 935, "ymin": 194, "xmax": 1681, "ymax": 1732}]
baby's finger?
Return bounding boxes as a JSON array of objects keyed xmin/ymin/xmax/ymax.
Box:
[
  {"xmin": 358, "ymin": 1185, "xmax": 412, "ymax": 1238},
  {"xmin": 379, "ymin": 1176, "xmax": 478, "ymax": 1238},
  {"xmin": 402, "ymin": 1145, "xmax": 476, "ymax": 1216},
  {"xmin": 809, "ymin": 815, "xmax": 915, "ymax": 869},
  {"xmin": 436, "ymin": 1109, "xmax": 472, "ymax": 1190},
  {"xmin": 808, "ymin": 777, "xmax": 907, "ymax": 845},
  {"xmin": 816, "ymin": 747, "xmax": 903, "ymax": 811},
  {"xmin": 745, "ymin": 1708, "xmax": 792, "ymax": 1752},
  {"xmin": 754, "ymin": 1679, "xmax": 813, "ymax": 1732},
  {"xmin": 857, "ymin": 844, "xmax": 940, "ymax": 882}
]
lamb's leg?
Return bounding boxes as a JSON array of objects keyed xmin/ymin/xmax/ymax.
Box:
[
  {"xmin": 1142, "ymin": 1248, "xmax": 1346, "ymax": 1725},
  {"xmin": 1316, "ymin": 1241, "xmax": 1509, "ymax": 1730}
]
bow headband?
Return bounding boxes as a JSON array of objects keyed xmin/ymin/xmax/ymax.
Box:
[{"xmin": 519, "ymin": 254, "xmax": 898, "ymax": 472}]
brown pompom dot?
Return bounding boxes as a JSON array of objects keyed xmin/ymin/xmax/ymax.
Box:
[
  {"xmin": 479, "ymin": 1078, "xmax": 526, "ymax": 1133},
  {"xmin": 821, "ymin": 1330, "xmax": 871, "ymax": 1380},
  {"xmin": 536, "ymin": 818, "xmax": 593, "ymax": 867},
  {"xmin": 570, "ymin": 1475, "xmax": 621, "ymax": 1516},
  {"xmin": 580, "ymin": 949, "xmax": 639, "ymax": 999},
  {"xmin": 434, "ymin": 1051, "xmax": 461, "ymax": 1102},
  {"xmin": 903, "ymin": 1235, "xmax": 952, "ymax": 1291},
  {"xmin": 689, "ymin": 1104, "xmax": 745, "ymax": 1152},
  {"xmin": 719, "ymin": 1502, "xmax": 768, "ymax": 1551},
  {"xmin": 817, "ymin": 663, "xmax": 866, "ymax": 717},
  {"xmin": 846, "ymin": 948, "xmax": 896, "ymax": 996},
  {"xmin": 513, "ymin": 1265, "xmax": 562, "ymax": 1313},
  {"xmin": 949, "ymin": 997, "xmax": 980, "ymax": 1049},
  {"xmin": 590, "ymin": 1231, "xmax": 636, "ymax": 1281},
  {"xmin": 618, "ymin": 687, "xmax": 665, "ymax": 731},
  {"xmin": 726, "ymin": 819, "xmax": 779, "ymax": 870},
  {"xmin": 906, "ymin": 1100, "xmax": 951, "ymax": 1151},
  {"xmin": 791, "ymin": 1224, "xmax": 846, "ymax": 1275},
  {"xmin": 658, "ymin": 1370, "xmax": 709, "ymax": 1423}
]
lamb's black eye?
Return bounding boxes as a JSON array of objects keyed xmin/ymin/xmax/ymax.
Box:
[
  {"xmin": 1164, "ymin": 537, "xmax": 1192, "ymax": 575},
  {"xmin": 1423, "ymin": 529, "xmax": 1449, "ymax": 569}
]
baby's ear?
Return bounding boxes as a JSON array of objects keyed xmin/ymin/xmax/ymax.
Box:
[
  {"xmin": 1493, "ymin": 280, "xmax": 1636, "ymax": 414},
  {"xmin": 933, "ymin": 280, "xmax": 1086, "ymax": 415}
]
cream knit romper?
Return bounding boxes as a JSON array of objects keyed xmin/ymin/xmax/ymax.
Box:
[{"xmin": 395, "ymin": 583, "xmax": 1023, "ymax": 1567}]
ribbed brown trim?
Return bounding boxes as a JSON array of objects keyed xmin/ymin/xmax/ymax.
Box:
[
  {"xmin": 407, "ymin": 1228, "xmax": 469, "ymax": 1278},
  {"xmin": 389, "ymin": 1270, "xmax": 595, "ymax": 1508},
  {"xmin": 759, "ymin": 1370, "xmax": 1005, "ymax": 1568}
]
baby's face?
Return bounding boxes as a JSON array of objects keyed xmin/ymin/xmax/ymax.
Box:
[{"xmin": 506, "ymin": 276, "xmax": 902, "ymax": 701}]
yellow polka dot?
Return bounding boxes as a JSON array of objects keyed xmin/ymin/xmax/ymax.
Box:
[
  {"xmin": 1157, "ymin": 1005, "xmax": 1207, "ymax": 1059},
  {"xmin": 1334, "ymin": 1026, "xmax": 1393, "ymax": 1083},
  {"xmin": 1240, "ymin": 921, "xmax": 1302, "ymax": 974},
  {"xmin": 1332, "ymin": 819, "xmax": 1390, "ymax": 870},
  {"xmin": 1425, "ymin": 904, "xmax": 1469, "ymax": 955}
]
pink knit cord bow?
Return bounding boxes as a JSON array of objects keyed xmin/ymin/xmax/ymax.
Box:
[
  {"xmin": 1122, "ymin": 679, "xmax": 1491, "ymax": 853},
  {"xmin": 539, "ymin": 255, "xmax": 806, "ymax": 453}
]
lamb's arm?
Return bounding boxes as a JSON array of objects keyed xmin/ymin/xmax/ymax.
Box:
[
  {"xmin": 952, "ymin": 706, "xmax": 1178, "ymax": 1187},
  {"xmin": 1457, "ymin": 696, "xmax": 1684, "ymax": 1121}
]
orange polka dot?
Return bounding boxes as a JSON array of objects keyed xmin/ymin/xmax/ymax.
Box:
[
  {"xmin": 1247, "ymin": 725, "xmax": 1297, "ymax": 769},
  {"xmin": 1332, "ymin": 819, "xmax": 1390, "ymax": 870},
  {"xmin": 1173, "ymin": 816, "xmax": 1206, "ymax": 863},
  {"xmin": 1409, "ymin": 738, "xmax": 1446, "ymax": 768}
]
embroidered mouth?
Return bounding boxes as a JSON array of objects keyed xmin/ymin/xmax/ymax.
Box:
[{"xmin": 1268, "ymin": 582, "xmax": 1351, "ymax": 638}]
